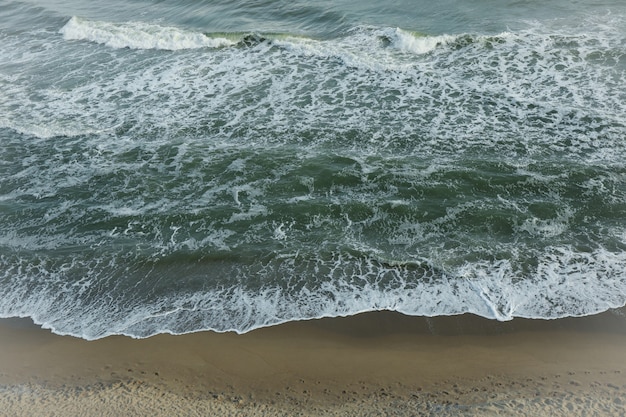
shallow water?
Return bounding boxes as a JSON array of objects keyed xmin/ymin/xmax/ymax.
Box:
[{"xmin": 1, "ymin": 0, "xmax": 626, "ymax": 339}]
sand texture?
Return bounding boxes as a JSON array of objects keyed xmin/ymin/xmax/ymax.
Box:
[{"xmin": 1, "ymin": 311, "xmax": 626, "ymax": 416}]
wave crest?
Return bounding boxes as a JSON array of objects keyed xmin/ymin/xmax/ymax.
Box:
[{"xmin": 60, "ymin": 16, "xmax": 235, "ymax": 50}]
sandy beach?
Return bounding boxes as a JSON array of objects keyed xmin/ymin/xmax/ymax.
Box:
[{"xmin": 1, "ymin": 310, "xmax": 625, "ymax": 416}]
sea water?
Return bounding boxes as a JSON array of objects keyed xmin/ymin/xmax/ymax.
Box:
[{"xmin": 1, "ymin": 0, "xmax": 626, "ymax": 339}]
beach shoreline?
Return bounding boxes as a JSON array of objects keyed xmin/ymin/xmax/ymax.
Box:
[{"xmin": 1, "ymin": 310, "xmax": 626, "ymax": 416}]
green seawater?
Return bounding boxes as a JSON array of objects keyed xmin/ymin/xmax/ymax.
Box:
[{"xmin": 1, "ymin": 0, "xmax": 626, "ymax": 338}]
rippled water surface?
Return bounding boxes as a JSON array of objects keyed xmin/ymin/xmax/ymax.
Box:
[{"xmin": 1, "ymin": 0, "xmax": 626, "ymax": 339}]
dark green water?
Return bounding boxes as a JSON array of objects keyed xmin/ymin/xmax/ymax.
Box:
[{"xmin": 1, "ymin": 0, "xmax": 626, "ymax": 339}]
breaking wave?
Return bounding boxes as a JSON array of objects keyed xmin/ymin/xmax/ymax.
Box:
[{"xmin": 60, "ymin": 16, "xmax": 235, "ymax": 50}]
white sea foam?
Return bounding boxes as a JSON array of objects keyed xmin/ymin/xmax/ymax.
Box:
[
  {"xmin": 1, "ymin": 246, "xmax": 626, "ymax": 340},
  {"xmin": 2, "ymin": 15, "xmax": 626, "ymax": 339},
  {"xmin": 60, "ymin": 16, "xmax": 234, "ymax": 50},
  {"xmin": 390, "ymin": 28, "xmax": 457, "ymax": 54},
  {"xmin": 515, "ymin": 207, "xmax": 575, "ymax": 238},
  {"xmin": 1, "ymin": 15, "xmax": 622, "ymax": 162}
]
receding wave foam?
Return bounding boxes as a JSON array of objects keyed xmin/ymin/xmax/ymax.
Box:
[
  {"xmin": 60, "ymin": 16, "xmax": 234, "ymax": 50},
  {"xmin": 1, "ymin": 247, "xmax": 625, "ymax": 340}
]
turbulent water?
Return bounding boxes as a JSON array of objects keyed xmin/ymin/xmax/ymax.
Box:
[{"xmin": 1, "ymin": 0, "xmax": 626, "ymax": 339}]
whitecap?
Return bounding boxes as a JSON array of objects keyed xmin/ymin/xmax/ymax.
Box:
[{"xmin": 59, "ymin": 16, "xmax": 234, "ymax": 50}]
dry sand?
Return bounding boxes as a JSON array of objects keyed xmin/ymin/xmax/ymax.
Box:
[{"xmin": 1, "ymin": 310, "xmax": 626, "ymax": 416}]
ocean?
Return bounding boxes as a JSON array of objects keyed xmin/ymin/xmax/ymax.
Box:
[{"xmin": 1, "ymin": 0, "xmax": 625, "ymax": 340}]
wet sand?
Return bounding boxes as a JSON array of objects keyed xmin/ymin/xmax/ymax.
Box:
[{"xmin": 1, "ymin": 310, "xmax": 626, "ymax": 416}]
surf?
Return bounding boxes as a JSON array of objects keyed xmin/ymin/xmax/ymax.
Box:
[{"xmin": 1, "ymin": 9, "xmax": 626, "ymax": 339}]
